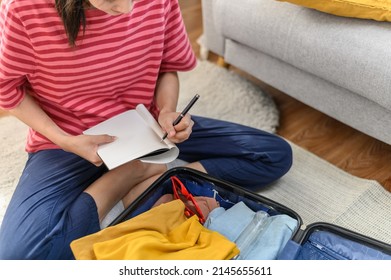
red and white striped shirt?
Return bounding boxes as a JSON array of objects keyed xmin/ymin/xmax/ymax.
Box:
[{"xmin": 0, "ymin": 0, "xmax": 196, "ymax": 152}]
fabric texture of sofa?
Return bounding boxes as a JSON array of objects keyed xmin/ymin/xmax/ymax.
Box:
[{"xmin": 201, "ymin": 0, "xmax": 391, "ymax": 145}]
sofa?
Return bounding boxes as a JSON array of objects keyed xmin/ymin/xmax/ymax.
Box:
[{"xmin": 201, "ymin": 0, "xmax": 391, "ymax": 145}]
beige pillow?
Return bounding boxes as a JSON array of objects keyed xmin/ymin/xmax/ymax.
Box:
[{"xmin": 278, "ymin": 0, "xmax": 391, "ymax": 21}]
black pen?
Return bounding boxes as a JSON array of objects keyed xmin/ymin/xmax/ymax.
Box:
[{"xmin": 161, "ymin": 94, "xmax": 200, "ymax": 141}]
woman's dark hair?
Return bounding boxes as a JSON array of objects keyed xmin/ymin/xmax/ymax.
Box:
[{"xmin": 55, "ymin": 0, "xmax": 87, "ymax": 47}]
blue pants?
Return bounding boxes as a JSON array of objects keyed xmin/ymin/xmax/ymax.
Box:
[{"xmin": 0, "ymin": 116, "xmax": 292, "ymax": 259}]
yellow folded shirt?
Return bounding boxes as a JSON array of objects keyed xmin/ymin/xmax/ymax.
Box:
[{"xmin": 71, "ymin": 199, "xmax": 239, "ymax": 260}]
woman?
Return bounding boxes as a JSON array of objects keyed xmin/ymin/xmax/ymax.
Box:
[{"xmin": 0, "ymin": 0, "xmax": 292, "ymax": 259}]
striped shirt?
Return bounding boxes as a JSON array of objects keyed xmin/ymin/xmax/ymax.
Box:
[{"xmin": 0, "ymin": 0, "xmax": 196, "ymax": 152}]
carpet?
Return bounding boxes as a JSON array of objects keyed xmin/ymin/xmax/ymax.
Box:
[
  {"xmin": 1, "ymin": 60, "xmax": 390, "ymax": 246},
  {"xmin": 178, "ymin": 60, "xmax": 279, "ymax": 134}
]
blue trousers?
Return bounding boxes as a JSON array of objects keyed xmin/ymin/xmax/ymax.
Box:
[{"xmin": 0, "ymin": 116, "xmax": 292, "ymax": 259}]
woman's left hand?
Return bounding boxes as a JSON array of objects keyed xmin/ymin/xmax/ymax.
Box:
[{"xmin": 158, "ymin": 110, "xmax": 194, "ymax": 143}]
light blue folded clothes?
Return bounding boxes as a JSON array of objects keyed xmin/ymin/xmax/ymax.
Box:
[
  {"xmin": 204, "ymin": 201, "xmax": 255, "ymax": 242},
  {"xmin": 204, "ymin": 201, "xmax": 298, "ymax": 260}
]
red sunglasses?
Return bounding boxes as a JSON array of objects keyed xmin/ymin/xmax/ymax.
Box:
[{"xmin": 171, "ymin": 176, "xmax": 206, "ymax": 224}]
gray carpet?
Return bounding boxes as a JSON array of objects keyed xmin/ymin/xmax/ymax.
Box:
[
  {"xmin": 1, "ymin": 60, "xmax": 390, "ymax": 245},
  {"xmin": 262, "ymin": 141, "xmax": 391, "ymax": 244}
]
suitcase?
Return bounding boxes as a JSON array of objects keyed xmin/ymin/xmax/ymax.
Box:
[{"xmin": 110, "ymin": 167, "xmax": 391, "ymax": 260}]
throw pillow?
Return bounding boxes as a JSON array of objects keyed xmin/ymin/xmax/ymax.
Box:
[{"xmin": 278, "ymin": 0, "xmax": 391, "ymax": 22}]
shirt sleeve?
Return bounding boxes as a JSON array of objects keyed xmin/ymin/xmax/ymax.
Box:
[
  {"xmin": 0, "ymin": 1, "xmax": 35, "ymax": 110},
  {"xmin": 159, "ymin": 0, "xmax": 197, "ymax": 73}
]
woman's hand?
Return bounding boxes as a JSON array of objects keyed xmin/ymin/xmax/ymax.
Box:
[
  {"xmin": 59, "ymin": 134, "xmax": 117, "ymax": 166},
  {"xmin": 158, "ymin": 110, "xmax": 194, "ymax": 143},
  {"xmin": 154, "ymin": 71, "xmax": 194, "ymax": 143}
]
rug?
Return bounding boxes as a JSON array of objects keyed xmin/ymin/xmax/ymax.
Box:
[
  {"xmin": 262, "ymin": 142, "xmax": 391, "ymax": 244},
  {"xmin": 177, "ymin": 60, "xmax": 279, "ymax": 134},
  {"xmin": 1, "ymin": 61, "xmax": 390, "ymax": 246}
]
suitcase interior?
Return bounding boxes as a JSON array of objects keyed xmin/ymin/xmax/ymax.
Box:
[
  {"xmin": 110, "ymin": 167, "xmax": 391, "ymax": 260},
  {"xmin": 279, "ymin": 222, "xmax": 391, "ymax": 260}
]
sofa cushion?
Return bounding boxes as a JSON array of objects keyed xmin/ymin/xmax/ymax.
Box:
[
  {"xmin": 214, "ymin": 0, "xmax": 391, "ymax": 110},
  {"xmin": 277, "ymin": 0, "xmax": 391, "ymax": 22}
]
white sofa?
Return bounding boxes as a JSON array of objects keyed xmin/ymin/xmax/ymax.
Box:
[{"xmin": 201, "ymin": 0, "xmax": 391, "ymax": 145}]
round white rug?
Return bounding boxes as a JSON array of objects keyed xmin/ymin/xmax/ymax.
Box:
[
  {"xmin": 0, "ymin": 61, "xmax": 280, "ymax": 226},
  {"xmin": 178, "ymin": 60, "xmax": 279, "ymax": 133}
]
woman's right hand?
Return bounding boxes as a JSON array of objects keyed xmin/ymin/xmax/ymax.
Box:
[{"xmin": 59, "ymin": 134, "xmax": 117, "ymax": 166}]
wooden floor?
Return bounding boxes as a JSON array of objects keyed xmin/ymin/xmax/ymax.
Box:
[
  {"xmin": 178, "ymin": 0, "xmax": 391, "ymax": 191},
  {"xmin": 1, "ymin": 0, "xmax": 390, "ymax": 192}
]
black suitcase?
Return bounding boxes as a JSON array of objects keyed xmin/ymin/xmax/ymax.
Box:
[{"xmin": 110, "ymin": 167, "xmax": 391, "ymax": 260}]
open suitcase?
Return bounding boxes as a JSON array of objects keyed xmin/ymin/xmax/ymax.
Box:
[{"xmin": 110, "ymin": 167, "xmax": 391, "ymax": 260}]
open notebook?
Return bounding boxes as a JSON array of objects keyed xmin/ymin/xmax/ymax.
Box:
[{"xmin": 83, "ymin": 104, "xmax": 179, "ymax": 170}]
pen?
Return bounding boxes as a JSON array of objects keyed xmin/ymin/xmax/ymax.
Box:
[{"xmin": 161, "ymin": 94, "xmax": 200, "ymax": 141}]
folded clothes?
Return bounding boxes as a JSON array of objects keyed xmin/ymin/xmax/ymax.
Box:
[
  {"xmin": 238, "ymin": 214, "xmax": 298, "ymax": 260},
  {"xmin": 205, "ymin": 201, "xmax": 298, "ymax": 260},
  {"xmin": 204, "ymin": 201, "xmax": 255, "ymax": 242}
]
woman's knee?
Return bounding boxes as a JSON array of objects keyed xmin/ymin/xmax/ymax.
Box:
[
  {"xmin": 242, "ymin": 136, "xmax": 293, "ymax": 190},
  {"xmin": 272, "ymin": 136, "xmax": 293, "ymax": 176}
]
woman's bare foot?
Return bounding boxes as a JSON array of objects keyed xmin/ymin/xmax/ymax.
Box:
[{"xmin": 122, "ymin": 161, "xmax": 207, "ymax": 207}]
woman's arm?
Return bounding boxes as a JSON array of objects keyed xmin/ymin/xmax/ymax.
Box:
[
  {"xmin": 155, "ymin": 71, "xmax": 179, "ymax": 114},
  {"xmin": 8, "ymin": 94, "xmax": 115, "ymax": 166},
  {"xmin": 155, "ymin": 72, "xmax": 193, "ymax": 143}
]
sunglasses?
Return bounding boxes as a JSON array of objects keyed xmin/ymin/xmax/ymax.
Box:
[{"xmin": 171, "ymin": 176, "xmax": 206, "ymax": 224}]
